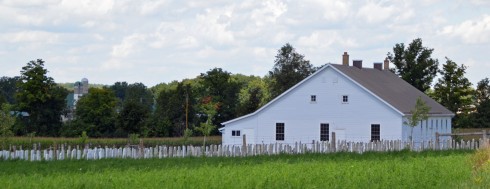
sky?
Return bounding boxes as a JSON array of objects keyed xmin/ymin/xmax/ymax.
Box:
[{"xmin": 0, "ymin": 0, "xmax": 489, "ymax": 87}]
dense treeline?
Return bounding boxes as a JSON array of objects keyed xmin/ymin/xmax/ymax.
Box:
[{"xmin": 0, "ymin": 41, "xmax": 489, "ymax": 138}]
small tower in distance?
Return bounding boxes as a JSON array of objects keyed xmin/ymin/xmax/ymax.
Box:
[{"xmin": 81, "ymin": 78, "xmax": 89, "ymax": 94}]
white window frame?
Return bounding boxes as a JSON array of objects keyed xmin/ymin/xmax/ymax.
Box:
[
  {"xmin": 231, "ymin": 130, "xmax": 241, "ymax": 137},
  {"xmin": 311, "ymin": 95, "xmax": 317, "ymax": 103},
  {"xmin": 342, "ymin": 95, "xmax": 349, "ymax": 104}
]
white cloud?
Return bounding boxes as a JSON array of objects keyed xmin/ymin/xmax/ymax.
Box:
[
  {"xmin": 250, "ymin": 0, "xmax": 287, "ymax": 27},
  {"xmin": 59, "ymin": 0, "xmax": 114, "ymax": 16},
  {"xmin": 440, "ymin": 15, "xmax": 490, "ymax": 44},
  {"xmin": 357, "ymin": 2, "xmax": 396, "ymax": 23},
  {"xmin": 0, "ymin": 31, "xmax": 59, "ymax": 43},
  {"xmin": 297, "ymin": 31, "xmax": 358, "ymax": 50},
  {"xmin": 111, "ymin": 34, "xmax": 146, "ymax": 57},
  {"xmin": 195, "ymin": 8, "xmax": 235, "ymax": 45},
  {"xmin": 312, "ymin": 0, "xmax": 350, "ymax": 22},
  {"xmin": 140, "ymin": 0, "xmax": 169, "ymax": 15}
]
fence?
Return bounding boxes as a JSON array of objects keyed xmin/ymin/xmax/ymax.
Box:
[{"xmin": 0, "ymin": 138, "xmax": 487, "ymax": 161}]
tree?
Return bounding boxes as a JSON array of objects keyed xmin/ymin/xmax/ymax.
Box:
[
  {"xmin": 109, "ymin": 81, "xmax": 129, "ymax": 110},
  {"xmin": 0, "ymin": 104, "xmax": 15, "ymax": 148},
  {"xmin": 0, "ymin": 95, "xmax": 5, "ymax": 106},
  {"xmin": 404, "ymin": 97, "xmax": 430, "ymax": 142},
  {"xmin": 387, "ymin": 38, "xmax": 439, "ymax": 92},
  {"xmin": 237, "ymin": 77, "xmax": 270, "ymax": 116},
  {"xmin": 0, "ymin": 76, "xmax": 20, "ymax": 104},
  {"xmin": 473, "ymin": 78, "xmax": 490, "ymax": 128},
  {"xmin": 153, "ymin": 82, "xmax": 195, "ymax": 137},
  {"xmin": 200, "ymin": 68, "xmax": 241, "ymax": 131},
  {"xmin": 75, "ymin": 88, "xmax": 117, "ymax": 137},
  {"xmin": 268, "ymin": 43, "xmax": 316, "ymax": 98},
  {"xmin": 473, "ymin": 100, "xmax": 490, "ymax": 128},
  {"xmin": 196, "ymin": 101, "xmax": 217, "ymax": 147},
  {"xmin": 433, "ymin": 58, "xmax": 473, "ymax": 114},
  {"xmin": 110, "ymin": 81, "xmax": 129, "ymax": 100},
  {"xmin": 116, "ymin": 100, "xmax": 150, "ymax": 136},
  {"xmin": 125, "ymin": 82, "xmax": 154, "ymax": 109},
  {"xmin": 115, "ymin": 82, "xmax": 153, "ymax": 136},
  {"xmin": 16, "ymin": 59, "xmax": 68, "ymax": 136},
  {"xmin": 475, "ymin": 78, "xmax": 490, "ymax": 105}
]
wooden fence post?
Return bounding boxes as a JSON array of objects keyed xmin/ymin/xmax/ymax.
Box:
[
  {"xmin": 331, "ymin": 132, "xmax": 336, "ymax": 152},
  {"xmin": 435, "ymin": 132, "xmax": 440, "ymax": 150},
  {"xmin": 482, "ymin": 130, "xmax": 488, "ymax": 149},
  {"xmin": 242, "ymin": 134, "xmax": 247, "ymax": 155}
]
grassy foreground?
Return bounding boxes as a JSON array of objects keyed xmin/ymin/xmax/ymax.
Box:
[{"xmin": 0, "ymin": 150, "xmax": 484, "ymax": 189}]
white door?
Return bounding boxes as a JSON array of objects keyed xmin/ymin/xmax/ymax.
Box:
[{"xmin": 243, "ymin": 129, "xmax": 255, "ymax": 145}]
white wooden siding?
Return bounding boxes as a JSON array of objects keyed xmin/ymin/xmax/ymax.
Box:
[{"xmin": 402, "ymin": 116, "xmax": 452, "ymax": 142}]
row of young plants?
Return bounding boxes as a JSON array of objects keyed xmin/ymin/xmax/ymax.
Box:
[{"xmin": 0, "ymin": 135, "xmax": 221, "ymax": 150}]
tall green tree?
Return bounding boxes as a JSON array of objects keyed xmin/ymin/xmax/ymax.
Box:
[
  {"xmin": 153, "ymin": 82, "xmax": 195, "ymax": 137},
  {"xmin": 268, "ymin": 43, "xmax": 316, "ymax": 98},
  {"xmin": 115, "ymin": 82, "xmax": 153, "ymax": 136},
  {"xmin": 125, "ymin": 82, "xmax": 154, "ymax": 109},
  {"xmin": 473, "ymin": 100, "xmax": 490, "ymax": 128},
  {"xmin": 237, "ymin": 77, "xmax": 270, "ymax": 116},
  {"xmin": 473, "ymin": 78, "xmax": 490, "ymax": 128},
  {"xmin": 0, "ymin": 76, "xmax": 20, "ymax": 104},
  {"xmin": 16, "ymin": 59, "xmax": 68, "ymax": 136},
  {"xmin": 116, "ymin": 100, "xmax": 150, "ymax": 136},
  {"xmin": 433, "ymin": 58, "xmax": 473, "ymax": 114},
  {"xmin": 200, "ymin": 68, "xmax": 241, "ymax": 131},
  {"xmin": 110, "ymin": 81, "xmax": 129, "ymax": 100},
  {"xmin": 475, "ymin": 78, "xmax": 490, "ymax": 105},
  {"xmin": 0, "ymin": 104, "xmax": 15, "ymax": 148},
  {"xmin": 75, "ymin": 88, "xmax": 117, "ymax": 137},
  {"xmin": 387, "ymin": 38, "xmax": 439, "ymax": 92},
  {"xmin": 0, "ymin": 95, "xmax": 5, "ymax": 106}
]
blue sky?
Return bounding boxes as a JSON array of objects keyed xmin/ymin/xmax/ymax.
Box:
[{"xmin": 1, "ymin": 0, "xmax": 489, "ymax": 87}]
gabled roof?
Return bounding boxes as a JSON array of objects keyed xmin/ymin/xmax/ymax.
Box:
[
  {"xmin": 331, "ymin": 64, "xmax": 453, "ymax": 115},
  {"xmin": 222, "ymin": 63, "xmax": 453, "ymax": 125}
]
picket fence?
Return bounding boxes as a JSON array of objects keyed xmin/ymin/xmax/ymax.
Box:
[{"xmin": 0, "ymin": 139, "xmax": 487, "ymax": 161}]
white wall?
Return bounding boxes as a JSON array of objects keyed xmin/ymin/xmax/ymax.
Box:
[
  {"xmin": 402, "ymin": 116, "xmax": 452, "ymax": 142},
  {"xmin": 222, "ymin": 66, "xmax": 404, "ymax": 145},
  {"xmin": 222, "ymin": 115, "xmax": 257, "ymax": 145}
]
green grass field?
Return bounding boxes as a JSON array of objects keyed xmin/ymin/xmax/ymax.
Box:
[{"xmin": 0, "ymin": 150, "xmax": 487, "ymax": 189}]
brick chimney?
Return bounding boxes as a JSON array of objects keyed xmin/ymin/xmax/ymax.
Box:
[
  {"xmin": 342, "ymin": 52, "xmax": 349, "ymax": 66},
  {"xmin": 374, "ymin": 63, "xmax": 382, "ymax": 70},
  {"xmin": 384, "ymin": 58, "xmax": 389, "ymax": 70},
  {"xmin": 353, "ymin": 60, "xmax": 362, "ymax": 69}
]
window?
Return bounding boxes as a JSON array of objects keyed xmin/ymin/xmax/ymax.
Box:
[
  {"xmin": 231, "ymin": 130, "xmax": 241, "ymax": 136},
  {"xmin": 320, "ymin": 123, "xmax": 329, "ymax": 141},
  {"xmin": 342, "ymin": 95, "xmax": 349, "ymax": 103},
  {"xmin": 276, "ymin": 123, "xmax": 284, "ymax": 141},
  {"xmin": 311, "ymin": 95, "xmax": 316, "ymax": 102},
  {"xmin": 371, "ymin": 124, "xmax": 380, "ymax": 142}
]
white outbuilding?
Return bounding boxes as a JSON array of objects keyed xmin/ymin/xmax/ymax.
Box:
[{"xmin": 220, "ymin": 53, "xmax": 454, "ymax": 146}]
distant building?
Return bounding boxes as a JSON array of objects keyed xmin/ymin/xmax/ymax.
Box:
[{"xmin": 63, "ymin": 78, "xmax": 89, "ymax": 122}]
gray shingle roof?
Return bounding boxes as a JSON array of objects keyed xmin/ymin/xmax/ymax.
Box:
[{"xmin": 331, "ymin": 64, "xmax": 453, "ymax": 115}]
